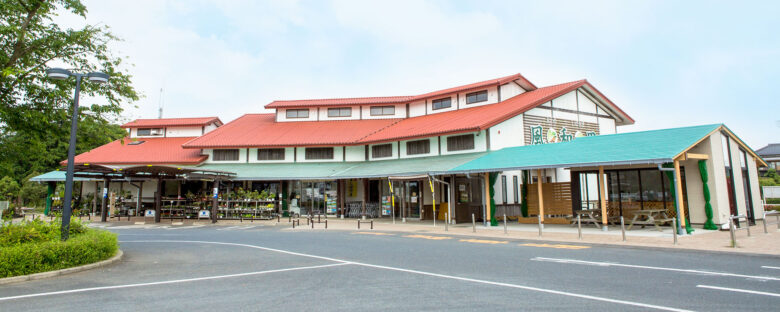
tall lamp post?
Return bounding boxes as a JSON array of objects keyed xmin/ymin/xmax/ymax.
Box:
[{"xmin": 46, "ymin": 68, "xmax": 109, "ymax": 241}]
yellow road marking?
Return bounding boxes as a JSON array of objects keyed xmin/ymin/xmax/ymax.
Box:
[
  {"xmin": 459, "ymin": 239, "xmax": 508, "ymax": 245},
  {"xmin": 353, "ymin": 232, "xmax": 394, "ymax": 236},
  {"xmin": 404, "ymin": 234, "xmax": 452, "ymax": 240},
  {"xmin": 520, "ymin": 243, "xmax": 590, "ymax": 250}
]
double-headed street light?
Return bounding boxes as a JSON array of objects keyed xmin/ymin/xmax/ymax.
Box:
[{"xmin": 46, "ymin": 68, "xmax": 109, "ymax": 241}]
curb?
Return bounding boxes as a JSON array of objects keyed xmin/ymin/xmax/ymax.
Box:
[{"xmin": 0, "ymin": 249, "xmax": 123, "ymax": 285}]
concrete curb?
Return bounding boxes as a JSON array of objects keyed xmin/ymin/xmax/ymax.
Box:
[{"xmin": 0, "ymin": 249, "xmax": 123, "ymax": 285}]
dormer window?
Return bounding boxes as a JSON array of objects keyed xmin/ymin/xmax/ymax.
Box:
[
  {"xmin": 466, "ymin": 90, "xmax": 488, "ymax": 104},
  {"xmin": 137, "ymin": 128, "xmax": 163, "ymax": 136},
  {"xmin": 286, "ymin": 109, "xmax": 309, "ymax": 118},
  {"xmin": 327, "ymin": 107, "xmax": 352, "ymax": 117},
  {"xmin": 432, "ymin": 97, "xmax": 451, "ymax": 110},
  {"xmin": 370, "ymin": 106, "xmax": 395, "ymax": 116}
]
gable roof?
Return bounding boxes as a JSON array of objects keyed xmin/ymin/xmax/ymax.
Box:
[
  {"xmin": 184, "ymin": 80, "xmax": 632, "ymax": 149},
  {"xmin": 121, "ymin": 117, "xmax": 222, "ymax": 128},
  {"xmin": 66, "ymin": 137, "xmax": 209, "ymax": 165},
  {"xmin": 756, "ymin": 143, "xmax": 780, "ymax": 157},
  {"xmin": 265, "ymin": 73, "xmax": 536, "ymax": 109}
]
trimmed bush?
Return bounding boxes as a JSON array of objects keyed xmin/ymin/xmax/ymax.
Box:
[{"xmin": 0, "ymin": 219, "xmax": 118, "ymax": 278}]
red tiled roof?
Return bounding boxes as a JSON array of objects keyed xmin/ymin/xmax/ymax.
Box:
[
  {"xmin": 121, "ymin": 117, "xmax": 222, "ymax": 128},
  {"xmin": 66, "ymin": 137, "xmax": 208, "ymax": 165},
  {"xmin": 265, "ymin": 73, "xmax": 536, "ymax": 109},
  {"xmin": 184, "ymin": 80, "xmax": 629, "ymax": 149},
  {"xmin": 182, "ymin": 114, "xmax": 400, "ymax": 148}
]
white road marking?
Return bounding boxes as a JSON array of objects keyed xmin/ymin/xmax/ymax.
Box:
[
  {"xmin": 0, "ymin": 263, "xmax": 348, "ymax": 302},
  {"xmin": 532, "ymin": 257, "xmax": 780, "ymax": 281},
  {"xmin": 697, "ymin": 285, "xmax": 780, "ymax": 297},
  {"xmin": 761, "ymin": 265, "xmax": 780, "ymax": 270},
  {"xmin": 115, "ymin": 240, "xmax": 690, "ymax": 311}
]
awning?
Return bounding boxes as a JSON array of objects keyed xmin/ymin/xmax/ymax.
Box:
[
  {"xmin": 198, "ymin": 152, "xmax": 486, "ymax": 180},
  {"xmin": 451, "ymin": 124, "xmax": 723, "ymax": 173},
  {"xmin": 29, "ymin": 171, "xmax": 103, "ymax": 182}
]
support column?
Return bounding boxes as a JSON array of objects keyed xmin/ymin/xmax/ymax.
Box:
[
  {"xmin": 93, "ymin": 181, "xmax": 98, "ymax": 215},
  {"xmin": 449, "ymin": 175, "xmax": 456, "ymax": 224},
  {"xmin": 599, "ymin": 166, "xmax": 608, "ymax": 231},
  {"xmin": 100, "ymin": 178, "xmax": 109, "ymax": 222},
  {"xmin": 337, "ymin": 180, "xmax": 344, "ymax": 218},
  {"xmin": 154, "ymin": 178, "xmax": 162, "ymax": 223},
  {"xmin": 137, "ymin": 181, "xmax": 144, "ymax": 217},
  {"xmin": 484, "ymin": 172, "xmax": 491, "ymax": 225},
  {"xmin": 211, "ymin": 180, "xmax": 219, "ymax": 223},
  {"xmin": 537, "ymin": 169, "xmax": 545, "ymax": 224},
  {"xmin": 45, "ymin": 181, "xmax": 55, "ymax": 216},
  {"xmin": 673, "ymin": 159, "xmax": 687, "ymax": 234},
  {"xmin": 361, "ymin": 178, "xmax": 367, "ymax": 219}
]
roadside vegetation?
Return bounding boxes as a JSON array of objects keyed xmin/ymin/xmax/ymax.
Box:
[{"xmin": 0, "ymin": 218, "xmax": 118, "ymax": 278}]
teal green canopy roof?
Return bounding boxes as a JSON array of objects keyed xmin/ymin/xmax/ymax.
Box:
[
  {"xmin": 198, "ymin": 152, "xmax": 486, "ymax": 180},
  {"xmin": 453, "ymin": 124, "xmax": 722, "ymax": 173},
  {"xmin": 29, "ymin": 171, "xmax": 103, "ymax": 182}
]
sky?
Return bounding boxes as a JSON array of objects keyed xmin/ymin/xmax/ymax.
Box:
[{"xmin": 57, "ymin": 0, "xmax": 780, "ymax": 148}]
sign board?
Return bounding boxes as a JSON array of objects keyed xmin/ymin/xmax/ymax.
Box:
[
  {"xmin": 212, "ymin": 187, "xmax": 218, "ymax": 199},
  {"xmin": 198, "ymin": 210, "xmax": 210, "ymax": 219},
  {"xmin": 144, "ymin": 209, "xmax": 155, "ymax": 217},
  {"xmin": 102, "ymin": 187, "xmax": 108, "ymax": 198}
]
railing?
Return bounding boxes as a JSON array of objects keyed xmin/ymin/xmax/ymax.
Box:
[
  {"xmin": 729, "ymin": 215, "xmax": 750, "ymax": 248},
  {"xmin": 764, "ymin": 211, "xmax": 780, "ymax": 234}
]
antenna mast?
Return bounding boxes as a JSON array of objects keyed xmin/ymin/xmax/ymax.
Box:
[{"xmin": 157, "ymin": 88, "xmax": 164, "ymax": 119}]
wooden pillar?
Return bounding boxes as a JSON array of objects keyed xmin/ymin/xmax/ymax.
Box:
[
  {"xmin": 137, "ymin": 181, "xmax": 144, "ymax": 217},
  {"xmin": 337, "ymin": 180, "xmax": 344, "ymax": 217},
  {"xmin": 361, "ymin": 178, "xmax": 367, "ymax": 218},
  {"xmin": 673, "ymin": 159, "xmax": 687, "ymax": 233},
  {"xmin": 93, "ymin": 181, "xmax": 98, "ymax": 215},
  {"xmin": 484, "ymin": 172, "xmax": 491, "ymax": 224},
  {"xmin": 211, "ymin": 180, "xmax": 219, "ymax": 223},
  {"xmin": 154, "ymin": 178, "xmax": 162, "ymax": 223},
  {"xmin": 100, "ymin": 178, "xmax": 109, "ymax": 222},
  {"xmin": 449, "ymin": 175, "xmax": 456, "ymax": 224},
  {"xmin": 598, "ymin": 166, "xmax": 608, "ymax": 230},
  {"xmin": 537, "ymin": 169, "xmax": 545, "ymax": 223}
]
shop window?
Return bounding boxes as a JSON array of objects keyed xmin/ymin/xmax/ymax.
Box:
[
  {"xmin": 501, "ymin": 175, "xmax": 507, "ymax": 203},
  {"xmin": 257, "ymin": 148, "xmax": 285, "ymax": 161},
  {"xmin": 618, "ymin": 170, "xmax": 640, "ymax": 212},
  {"xmin": 327, "ymin": 107, "xmax": 351, "ymax": 117},
  {"xmin": 406, "ymin": 139, "xmax": 430, "ymax": 155},
  {"xmin": 370, "ymin": 106, "xmax": 395, "ymax": 116},
  {"xmin": 305, "ymin": 147, "xmax": 334, "ymax": 160},
  {"xmin": 740, "ymin": 149, "xmax": 754, "ymax": 222},
  {"xmin": 466, "ymin": 90, "xmax": 488, "ymax": 104},
  {"xmin": 447, "ymin": 134, "xmax": 474, "ymax": 152},
  {"xmin": 213, "ymin": 149, "xmax": 239, "ymax": 161},
  {"xmin": 432, "ymin": 97, "xmax": 452, "ymax": 110},
  {"xmin": 286, "ymin": 109, "xmax": 309, "ymax": 118},
  {"xmin": 639, "ymin": 169, "xmax": 665, "ymax": 203},
  {"xmin": 136, "ymin": 128, "xmax": 163, "ymax": 136},
  {"xmin": 371, "ymin": 144, "xmax": 393, "ymax": 158}
]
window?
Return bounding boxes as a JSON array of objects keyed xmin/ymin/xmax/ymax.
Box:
[
  {"xmin": 371, "ymin": 144, "xmax": 393, "ymax": 158},
  {"xmin": 128, "ymin": 140, "xmax": 145, "ymax": 145},
  {"xmin": 740, "ymin": 149, "xmax": 755, "ymax": 222},
  {"xmin": 136, "ymin": 128, "xmax": 162, "ymax": 136},
  {"xmin": 446, "ymin": 134, "xmax": 474, "ymax": 152},
  {"xmin": 327, "ymin": 107, "xmax": 351, "ymax": 117},
  {"xmin": 513, "ymin": 175, "xmax": 519, "ymax": 204},
  {"xmin": 213, "ymin": 149, "xmax": 239, "ymax": 161},
  {"xmin": 370, "ymin": 106, "xmax": 395, "ymax": 116},
  {"xmin": 432, "ymin": 97, "xmax": 451, "ymax": 110},
  {"xmin": 286, "ymin": 109, "xmax": 309, "ymax": 118},
  {"xmin": 501, "ymin": 175, "xmax": 507, "ymax": 203},
  {"xmin": 406, "ymin": 139, "xmax": 430, "ymax": 155},
  {"xmin": 257, "ymin": 148, "xmax": 285, "ymax": 161},
  {"xmin": 466, "ymin": 90, "xmax": 488, "ymax": 104},
  {"xmin": 305, "ymin": 147, "xmax": 334, "ymax": 160}
]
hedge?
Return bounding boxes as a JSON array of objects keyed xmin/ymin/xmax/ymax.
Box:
[{"xmin": 0, "ymin": 220, "xmax": 118, "ymax": 278}]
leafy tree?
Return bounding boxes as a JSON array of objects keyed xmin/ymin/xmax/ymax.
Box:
[
  {"xmin": 19, "ymin": 172, "xmax": 46, "ymax": 207},
  {"xmin": 0, "ymin": 0, "xmax": 139, "ymax": 183},
  {"xmin": 0, "ymin": 176, "xmax": 20, "ymax": 202}
]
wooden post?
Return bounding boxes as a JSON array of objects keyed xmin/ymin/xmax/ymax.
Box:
[
  {"xmin": 211, "ymin": 180, "xmax": 219, "ymax": 223},
  {"xmin": 599, "ymin": 166, "xmax": 608, "ymax": 231},
  {"xmin": 361, "ymin": 178, "xmax": 367, "ymax": 219},
  {"xmin": 537, "ymin": 169, "xmax": 544, "ymax": 223},
  {"xmin": 449, "ymin": 175, "xmax": 456, "ymax": 224},
  {"xmin": 673, "ymin": 159, "xmax": 687, "ymax": 232},
  {"xmin": 484, "ymin": 172, "xmax": 491, "ymax": 224},
  {"xmin": 154, "ymin": 178, "xmax": 162, "ymax": 223},
  {"xmin": 100, "ymin": 178, "xmax": 109, "ymax": 222},
  {"xmin": 137, "ymin": 181, "xmax": 144, "ymax": 217}
]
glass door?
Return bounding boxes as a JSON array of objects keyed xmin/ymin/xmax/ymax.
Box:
[{"xmin": 406, "ymin": 181, "xmax": 421, "ymax": 219}]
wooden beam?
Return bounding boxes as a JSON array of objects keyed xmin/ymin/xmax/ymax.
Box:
[
  {"xmin": 537, "ymin": 169, "xmax": 544, "ymax": 223},
  {"xmin": 484, "ymin": 172, "xmax": 491, "ymax": 223},
  {"xmin": 598, "ymin": 166, "xmax": 607, "ymax": 229},
  {"xmin": 685, "ymin": 153, "xmax": 709, "ymax": 160},
  {"xmin": 673, "ymin": 159, "xmax": 687, "ymax": 231}
]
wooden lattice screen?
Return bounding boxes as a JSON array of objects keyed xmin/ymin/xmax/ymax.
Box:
[{"xmin": 527, "ymin": 182, "xmax": 572, "ymax": 216}]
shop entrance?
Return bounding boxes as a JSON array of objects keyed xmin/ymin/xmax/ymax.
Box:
[
  {"xmin": 404, "ymin": 181, "xmax": 421, "ymax": 220},
  {"xmin": 454, "ymin": 177, "xmax": 482, "ymax": 223}
]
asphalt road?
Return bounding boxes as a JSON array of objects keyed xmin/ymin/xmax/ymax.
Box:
[{"xmin": 1, "ymin": 223, "xmax": 779, "ymax": 311}]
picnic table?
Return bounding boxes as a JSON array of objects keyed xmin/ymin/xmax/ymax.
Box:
[
  {"xmin": 626, "ymin": 209, "xmax": 674, "ymax": 231},
  {"xmin": 571, "ymin": 209, "xmax": 602, "ymax": 229}
]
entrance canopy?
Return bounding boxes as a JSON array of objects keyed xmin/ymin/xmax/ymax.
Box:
[
  {"xmin": 452, "ymin": 124, "xmax": 765, "ymax": 173},
  {"xmin": 32, "ymin": 165, "xmax": 235, "ymax": 182}
]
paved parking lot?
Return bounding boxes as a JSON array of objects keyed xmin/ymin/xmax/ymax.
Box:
[{"xmin": 1, "ymin": 223, "xmax": 779, "ymax": 311}]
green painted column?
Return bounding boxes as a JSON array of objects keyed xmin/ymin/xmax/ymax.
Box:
[
  {"xmin": 45, "ymin": 182, "xmax": 55, "ymax": 216},
  {"xmin": 698, "ymin": 160, "xmax": 718, "ymax": 230},
  {"xmin": 489, "ymin": 172, "xmax": 498, "ymax": 226},
  {"xmin": 520, "ymin": 171, "xmax": 529, "ymax": 217}
]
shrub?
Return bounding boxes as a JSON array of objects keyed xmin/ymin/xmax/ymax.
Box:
[{"xmin": 0, "ymin": 219, "xmax": 118, "ymax": 278}]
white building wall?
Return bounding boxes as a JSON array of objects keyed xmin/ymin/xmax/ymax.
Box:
[
  {"xmin": 204, "ymin": 122, "xmax": 219, "ymax": 134},
  {"xmin": 499, "ymin": 82, "xmax": 525, "ymax": 100},
  {"xmin": 553, "ymin": 91, "xmax": 578, "ymax": 111},
  {"xmin": 361, "ymin": 104, "xmax": 407, "ymax": 120},
  {"xmin": 440, "ymin": 130, "xmax": 487, "ymax": 155},
  {"xmin": 165, "ymin": 126, "xmax": 203, "ymax": 137},
  {"xmin": 318, "ymin": 106, "xmax": 361, "ymax": 121},
  {"xmin": 276, "ymin": 108, "xmax": 317, "ymax": 122},
  {"xmin": 747, "ymin": 153, "xmax": 765, "ymax": 218},
  {"xmin": 708, "ymin": 132, "xmax": 731, "ymax": 225},
  {"xmin": 598, "ymin": 117, "xmax": 616, "ymax": 135},
  {"xmin": 408, "ymin": 100, "xmax": 426, "ymax": 117},
  {"xmin": 344, "ymin": 146, "xmax": 365, "ymax": 162},
  {"xmin": 525, "ymin": 107, "xmax": 551, "ymax": 118},
  {"xmin": 576, "ymin": 91, "xmax": 598, "ymax": 114},
  {"xmin": 456, "ymin": 86, "xmax": 499, "ymax": 109},
  {"xmin": 489, "ymin": 113, "xmax": 525, "ymax": 150},
  {"xmin": 729, "ymin": 138, "xmax": 747, "ymax": 217},
  {"xmin": 399, "ymin": 138, "xmax": 438, "ymax": 158},
  {"xmin": 247, "ymin": 147, "xmax": 295, "ymax": 163}
]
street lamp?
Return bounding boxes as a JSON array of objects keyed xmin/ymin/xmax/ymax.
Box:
[{"xmin": 46, "ymin": 68, "xmax": 109, "ymax": 241}]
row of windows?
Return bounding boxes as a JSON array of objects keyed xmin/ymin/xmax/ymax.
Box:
[
  {"xmin": 212, "ymin": 134, "xmax": 477, "ymax": 162},
  {"xmin": 284, "ymin": 90, "xmax": 489, "ymax": 119},
  {"xmin": 286, "ymin": 106, "xmax": 397, "ymax": 119},
  {"xmin": 500, "ymin": 175, "xmax": 522, "ymax": 204},
  {"xmin": 136, "ymin": 128, "xmax": 164, "ymax": 136}
]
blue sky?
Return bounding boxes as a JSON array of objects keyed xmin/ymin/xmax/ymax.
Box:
[{"xmin": 62, "ymin": 0, "xmax": 780, "ymax": 148}]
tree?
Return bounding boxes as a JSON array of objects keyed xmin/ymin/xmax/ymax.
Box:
[
  {"xmin": 0, "ymin": 0, "xmax": 139, "ymax": 183},
  {"xmin": 0, "ymin": 176, "xmax": 20, "ymax": 202}
]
